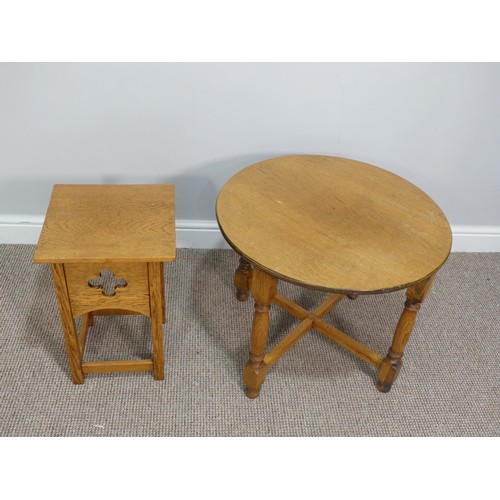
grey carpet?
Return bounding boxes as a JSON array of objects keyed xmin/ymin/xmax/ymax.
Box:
[{"xmin": 0, "ymin": 245, "xmax": 498, "ymax": 436}]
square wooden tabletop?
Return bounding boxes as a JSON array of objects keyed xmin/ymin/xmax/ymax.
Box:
[{"xmin": 33, "ymin": 184, "xmax": 176, "ymax": 263}]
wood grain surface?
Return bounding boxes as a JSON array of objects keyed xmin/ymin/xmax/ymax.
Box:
[
  {"xmin": 82, "ymin": 359, "xmax": 154, "ymax": 374},
  {"xmin": 50, "ymin": 263, "xmax": 84, "ymax": 384},
  {"xmin": 33, "ymin": 184, "xmax": 176, "ymax": 263},
  {"xmin": 64, "ymin": 262, "xmax": 151, "ymax": 318},
  {"xmin": 148, "ymin": 262, "xmax": 165, "ymax": 380},
  {"xmin": 217, "ymin": 155, "xmax": 452, "ymax": 293}
]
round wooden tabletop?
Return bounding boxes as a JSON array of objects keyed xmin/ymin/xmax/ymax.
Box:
[{"xmin": 216, "ymin": 155, "xmax": 452, "ymax": 294}]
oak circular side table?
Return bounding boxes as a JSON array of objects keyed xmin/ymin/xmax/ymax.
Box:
[
  {"xmin": 33, "ymin": 184, "xmax": 176, "ymax": 384},
  {"xmin": 216, "ymin": 155, "xmax": 452, "ymax": 398}
]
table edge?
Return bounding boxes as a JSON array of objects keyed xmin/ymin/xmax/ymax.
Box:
[
  {"xmin": 33, "ymin": 255, "xmax": 177, "ymax": 264},
  {"xmin": 216, "ymin": 212, "xmax": 451, "ymax": 295}
]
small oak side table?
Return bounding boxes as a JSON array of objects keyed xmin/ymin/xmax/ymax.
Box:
[
  {"xmin": 216, "ymin": 155, "xmax": 452, "ymax": 398},
  {"xmin": 33, "ymin": 184, "xmax": 176, "ymax": 384}
]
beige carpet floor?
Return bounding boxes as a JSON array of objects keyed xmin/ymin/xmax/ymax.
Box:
[{"xmin": 0, "ymin": 245, "xmax": 498, "ymax": 436}]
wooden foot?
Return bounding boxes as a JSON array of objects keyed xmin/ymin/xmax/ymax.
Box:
[
  {"xmin": 243, "ymin": 268, "xmax": 277, "ymax": 398},
  {"xmin": 234, "ymin": 256, "xmax": 253, "ymax": 301},
  {"xmin": 244, "ymin": 354, "xmax": 269, "ymax": 398},
  {"xmin": 377, "ymin": 276, "xmax": 434, "ymax": 392},
  {"xmin": 377, "ymin": 348, "xmax": 403, "ymax": 393}
]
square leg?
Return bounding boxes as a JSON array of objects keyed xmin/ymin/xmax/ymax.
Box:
[
  {"xmin": 51, "ymin": 264, "xmax": 84, "ymax": 384},
  {"xmin": 148, "ymin": 262, "xmax": 165, "ymax": 380}
]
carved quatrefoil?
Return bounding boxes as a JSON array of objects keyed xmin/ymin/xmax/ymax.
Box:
[{"xmin": 88, "ymin": 269, "xmax": 127, "ymax": 296}]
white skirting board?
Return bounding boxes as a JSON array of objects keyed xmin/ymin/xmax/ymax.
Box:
[{"xmin": 0, "ymin": 215, "xmax": 499, "ymax": 252}]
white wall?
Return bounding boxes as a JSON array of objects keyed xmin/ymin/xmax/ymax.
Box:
[{"xmin": 1, "ymin": 63, "xmax": 499, "ymax": 249}]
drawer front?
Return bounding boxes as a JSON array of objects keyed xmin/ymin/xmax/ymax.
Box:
[{"xmin": 64, "ymin": 262, "xmax": 151, "ymax": 318}]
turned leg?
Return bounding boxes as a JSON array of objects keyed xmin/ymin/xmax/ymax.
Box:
[
  {"xmin": 244, "ymin": 268, "xmax": 278, "ymax": 398},
  {"xmin": 234, "ymin": 256, "xmax": 253, "ymax": 301},
  {"xmin": 50, "ymin": 264, "xmax": 84, "ymax": 384},
  {"xmin": 377, "ymin": 275, "xmax": 435, "ymax": 392}
]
